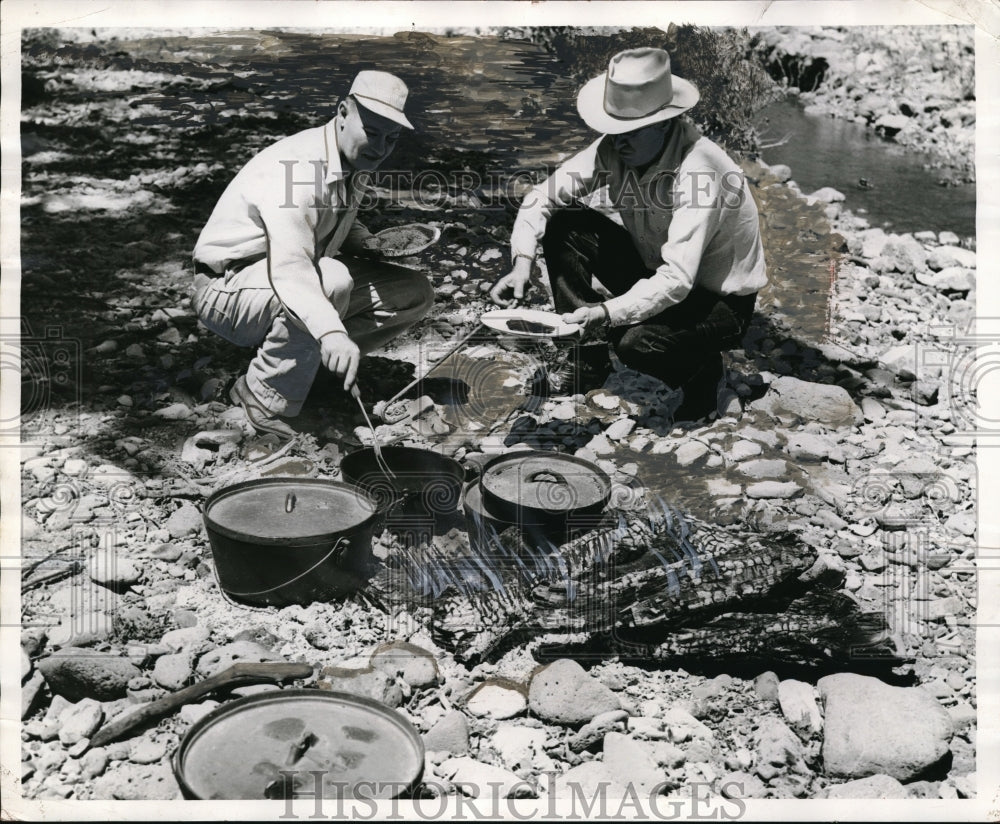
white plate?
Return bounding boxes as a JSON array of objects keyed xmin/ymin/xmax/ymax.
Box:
[
  {"xmin": 480, "ymin": 308, "xmax": 582, "ymax": 339},
  {"xmin": 372, "ymin": 224, "xmax": 441, "ymax": 257}
]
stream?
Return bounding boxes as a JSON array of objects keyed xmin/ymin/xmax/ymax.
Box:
[{"xmin": 756, "ymin": 98, "xmax": 975, "ymax": 238}]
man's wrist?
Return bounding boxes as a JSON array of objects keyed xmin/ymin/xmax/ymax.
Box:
[{"xmin": 597, "ymin": 303, "xmax": 611, "ymax": 325}]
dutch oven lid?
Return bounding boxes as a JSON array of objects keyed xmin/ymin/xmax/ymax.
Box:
[
  {"xmin": 480, "ymin": 451, "xmax": 610, "ymax": 514},
  {"xmin": 174, "ymin": 689, "xmax": 424, "ymax": 800},
  {"xmin": 204, "ymin": 478, "xmax": 377, "ymax": 544}
]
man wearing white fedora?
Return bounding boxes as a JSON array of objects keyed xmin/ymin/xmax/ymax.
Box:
[
  {"xmin": 492, "ymin": 48, "xmax": 767, "ymax": 421},
  {"xmin": 192, "ymin": 70, "xmax": 434, "ymax": 438}
]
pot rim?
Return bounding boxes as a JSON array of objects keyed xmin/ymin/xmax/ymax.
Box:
[
  {"xmin": 202, "ymin": 477, "xmax": 380, "ymax": 547},
  {"xmin": 173, "ymin": 688, "xmax": 425, "ymax": 800}
]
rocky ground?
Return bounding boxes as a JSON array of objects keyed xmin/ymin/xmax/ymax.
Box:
[{"xmin": 15, "ymin": 28, "xmax": 977, "ymax": 807}]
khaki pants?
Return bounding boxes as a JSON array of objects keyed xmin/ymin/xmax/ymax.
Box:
[{"xmin": 193, "ymin": 255, "xmax": 434, "ymax": 416}]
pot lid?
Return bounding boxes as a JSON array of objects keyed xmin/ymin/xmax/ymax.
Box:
[
  {"xmin": 204, "ymin": 478, "xmax": 377, "ymax": 544},
  {"xmin": 175, "ymin": 689, "xmax": 424, "ymax": 800},
  {"xmin": 480, "ymin": 451, "xmax": 610, "ymax": 514}
]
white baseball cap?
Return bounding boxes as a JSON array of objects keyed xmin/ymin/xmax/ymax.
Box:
[{"xmin": 349, "ymin": 70, "xmax": 413, "ymax": 129}]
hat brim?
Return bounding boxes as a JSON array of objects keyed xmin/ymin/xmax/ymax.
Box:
[
  {"xmin": 354, "ymin": 96, "xmax": 414, "ymax": 130},
  {"xmin": 576, "ymin": 73, "xmax": 699, "ymax": 135}
]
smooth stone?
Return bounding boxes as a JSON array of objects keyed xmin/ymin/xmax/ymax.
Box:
[
  {"xmin": 754, "ymin": 671, "xmax": 780, "ymax": 703},
  {"xmin": 466, "ymin": 680, "xmax": 528, "ymax": 720},
  {"xmin": 569, "ymin": 709, "xmax": 629, "ymax": 752},
  {"xmin": 164, "ymin": 502, "xmax": 203, "ymax": 539},
  {"xmin": 87, "ymin": 551, "xmax": 143, "ymax": 590},
  {"xmin": 129, "ymin": 737, "xmax": 168, "ymax": 764},
  {"xmin": 737, "ymin": 458, "xmax": 789, "ymax": 479},
  {"xmin": 196, "ymin": 641, "xmax": 284, "ymax": 677},
  {"xmin": 91, "ymin": 761, "xmax": 181, "ymax": 800},
  {"xmin": 926, "ymin": 245, "xmax": 975, "ymax": 271},
  {"xmin": 38, "ymin": 649, "xmax": 140, "ymax": 702},
  {"xmin": 491, "ymin": 726, "xmax": 548, "ymax": 771},
  {"xmin": 825, "ymin": 774, "xmax": 908, "ymax": 799},
  {"xmin": 151, "ymin": 652, "xmax": 193, "ymax": 690},
  {"xmin": 778, "ymin": 679, "xmax": 823, "ymax": 734},
  {"xmin": 675, "ymin": 442, "xmax": 710, "ymax": 467},
  {"xmin": 818, "ymin": 673, "xmax": 953, "ymax": 781},
  {"xmin": 423, "ymin": 711, "xmax": 470, "ymax": 755},
  {"xmin": 528, "ymin": 659, "xmax": 621, "ymax": 725},
  {"xmin": 159, "ymin": 625, "xmax": 211, "ymax": 653},
  {"xmin": 753, "ymin": 717, "xmax": 809, "ymax": 781},
  {"xmin": 605, "ymin": 418, "xmax": 636, "ymax": 441},
  {"xmin": 438, "ymin": 757, "xmax": 535, "ymax": 799},
  {"xmin": 370, "ymin": 641, "xmax": 439, "ymax": 688},
  {"xmin": 57, "ymin": 698, "xmax": 104, "ymax": 746},
  {"xmin": 318, "ymin": 666, "xmax": 403, "ymax": 708},
  {"xmin": 746, "ymin": 481, "xmax": 802, "ymax": 499},
  {"xmin": 602, "ymin": 732, "xmax": 666, "ymax": 795},
  {"xmin": 759, "ymin": 376, "xmax": 862, "ymax": 428},
  {"xmin": 729, "ymin": 439, "xmax": 763, "ymax": 461}
]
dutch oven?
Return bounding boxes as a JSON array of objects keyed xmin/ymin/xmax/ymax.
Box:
[
  {"xmin": 340, "ymin": 446, "xmax": 469, "ymax": 523},
  {"xmin": 173, "ymin": 689, "xmax": 424, "ymax": 800},
  {"xmin": 478, "ymin": 450, "xmax": 611, "ymax": 537},
  {"xmin": 202, "ymin": 478, "xmax": 379, "ymax": 608}
]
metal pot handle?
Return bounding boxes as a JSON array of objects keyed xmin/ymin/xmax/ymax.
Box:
[
  {"xmin": 224, "ymin": 538, "xmax": 347, "ymax": 598},
  {"xmin": 526, "ymin": 470, "xmax": 568, "ymax": 485}
]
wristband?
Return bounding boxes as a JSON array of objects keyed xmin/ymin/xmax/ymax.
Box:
[{"xmin": 598, "ymin": 303, "xmax": 611, "ymax": 324}]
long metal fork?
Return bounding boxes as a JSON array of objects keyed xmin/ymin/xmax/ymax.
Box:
[{"xmin": 352, "ymin": 384, "xmax": 397, "ymax": 479}]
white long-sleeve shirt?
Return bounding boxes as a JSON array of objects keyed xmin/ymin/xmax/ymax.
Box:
[
  {"xmin": 510, "ymin": 122, "xmax": 767, "ymax": 326},
  {"xmin": 194, "ymin": 120, "xmax": 374, "ymax": 341}
]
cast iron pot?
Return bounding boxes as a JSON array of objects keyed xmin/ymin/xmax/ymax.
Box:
[
  {"xmin": 340, "ymin": 446, "xmax": 470, "ymax": 524},
  {"xmin": 173, "ymin": 689, "xmax": 424, "ymax": 800},
  {"xmin": 202, "ymin": 477, "xmax": 379, "ymax": 608},
  {"xmin": 478, "ymin": 450, "xmax": 611, "ymax": 537}
]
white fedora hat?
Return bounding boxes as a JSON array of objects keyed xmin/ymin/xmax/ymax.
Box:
[
  {"xmin": 576, "ymin": 48, "xmax": 699, "ymax": 135},
  {"xmin": 349, "ymin": 70, "xmax": 414, "ymax": 129}
]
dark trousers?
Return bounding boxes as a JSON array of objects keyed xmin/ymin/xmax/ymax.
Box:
[{"xmin": 542, "ymin": 209, "xmax": 756, "ymax": 390}]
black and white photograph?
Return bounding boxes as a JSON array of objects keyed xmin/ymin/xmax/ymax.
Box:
[{"xmin": 1, "ymin": 0, "xmax": 997, "ymax": 818}]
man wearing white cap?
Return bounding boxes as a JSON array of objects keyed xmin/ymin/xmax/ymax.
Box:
[
  {"xmin": 192, "ymin": 71, "xmax": 433, "ymax": 438},
  {"xmin": 492, "ymin": 48, "xmax": 767, "ymax": 421}
]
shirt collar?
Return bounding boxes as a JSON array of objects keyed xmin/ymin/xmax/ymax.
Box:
[{"xmin": 323, "ymin": 119, "xmax": 346, "ymax": 185}]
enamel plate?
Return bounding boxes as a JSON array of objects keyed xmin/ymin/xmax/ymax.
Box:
[
  {"xmin": 480, "ymin": 308, "xmax": 582, "ymax": 339},
  {"xmin": 373, "ymin": 223, "xmax": 441, "ymax": 257}
]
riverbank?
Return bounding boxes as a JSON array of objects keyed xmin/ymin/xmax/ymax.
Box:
[{"xmin": 752, "ymin": 25, "xmax": 975, "ymax": 182}]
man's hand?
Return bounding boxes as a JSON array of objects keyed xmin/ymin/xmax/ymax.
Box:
[
  {"xmin": 490, "ymin": 256, "xmax": 533, "ymax": 307},
  {"xmin": 561, "ymin": 305, "xmax": 608, "ymax": 338},
  {"xmin": 319, "ymin": 331, "xmax": 360, "ymax": 391}
]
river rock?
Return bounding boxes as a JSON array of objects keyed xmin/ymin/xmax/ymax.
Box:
[
  {"xmin": 569, "ymin": 709, "xmax": 629, "ymax": 752},
  {"xmin": 926, "ymin": 245, "xmax": 975, "ymax": 271},
  {"xmin": 528, "ymin": 659, "xmax": 621, "ymax": 725},
  {"xmin": 466, "ymin": 680, "xmax": 528, "ymax": 719},
  {"xmin": 605, "ymin": 417, "xmax": 636, "ymax": 441},
  {"xmin": 746, "ymin": 481, "xmax": 802, "ymax": 499},
  {"xmin": 807, "ymin": 186, "xmax": 845, "ymax": 203},
  {"xmin": 818, "ymin": 673, "xmax": 953, "ymax": 781},
  {"xmin": 57, "ymin": 698, "xmax": 104, "ymax": 746},
  {"xmin": 915, "ymin": 266, "xmax": 975, "ymax": 292},
  {"xmin": 602, "ymin": 732, "xmax": 666, "ymax": 795},
  {"xmin": 81, "ymin": 747, "xmax": 109, "ymax": 779},
  {"xmin": 91, "ymin": 761, "xmax": 181, "ymax": 800},
  {"xmin": 737, "ymin": 458, "xmax": 788, "ymax": 480},
  {"xmin": 438, "ymin": 757, "xmax": 534, "ymax": 799},
  {"xmin": 38, "ymin": 649, "xmax": 140, "ymax": 701},
  {"xmin": 729, "ymin": 439, "xmax": 763, "ymax": 461},
  {"xmin": 753, "ymin": 717, "xmax": 809, "ymax": 780},
  {"xmin": 152, "ymin": 652, "xmax": 193, "ymax": 690},
  {"xmin": 164, "ymin": 502, "xmax": 203, "ymax": 539},
  {"xmin": 778, "ymin": 679, "xmax": 823, "ymax": 735},
  {"xmin": 159, "ymin": 625, "xmax": 211, "ymax": 653},
  {"xmin": 785, "ymin": 432, "xmax": 837, "ymax": 461},
  {"xmin": 881, "ymin": 235, "xmax": 926, "ymax": 274},
  {"xmin": 370, "ymin": 641, "xmax": 439, "ymax": 688},
  {"xmin": 129, "ymin": 736, "xmax": 168, "ymax": 764},
  {"xmin": 153, "ymin": 402, "xmax": 193, "ymax": 421},
  {"xmin": 196, "ymin": 641, "xmax": 285, "ymax": 677},
  {"xmin": 720, "ymin": 770, "xmax": 767, "ymax": 799},
  {"xmin": 875, "ymin": 113, "xmax": 911, "ymax": 136},
  {"xmin": 552, "ymin": 761, "xmax": 627, "ymax": 797},
  {"xmin": 318, "ymin": 666, "xmax": 403, "ymax": 707},
  {"xmin": 757, "ymin": 376, "xmax": 861, "ymax": 428},
  {"xmin": 754, "ymin": 671, "xmax": 780, "ymax": 704},
  {"xmin": 491, "ymin": 726, "xmax": 547, "ymax": 771},
  {"xmin": 423, "ymin": 711, "xmax": 470, "ymax": 755},
  {"xmin": 675, "ymin": 442, "xmax": 709, "ymax": 467},
  {"xmin": 824, "ymin": 774, "xmax": 907, "ymax": 799},
  {"xmin": 87, "ymin": 550, "xmax": 143, "ymax": 590}
]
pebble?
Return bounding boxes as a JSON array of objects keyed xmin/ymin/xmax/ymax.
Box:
[
  {"xmin": 196, "ymin": 641, "xmax": 284, "ymax": 677},
  {"xmin": 818, "ymin": 673, "xmax": 953, "ymax": 781},
  {"xmin": 466, "ymin": 680, "xmax": 528, "ymax": 720},
  {"xmin": 152, "ymin": 652, "xmax": 193, "ymax": 690},
  {"xmin": 746, "ymin": 481, "xmax": 802, "ymax": 499},
  {"xmin": 674, "ymin": 442, "xmax": 709, "ymax": 466},
  {"xmin": 602, "ymin": 732, "xmax": 665, "ymax": 794},
  {"xmin": 129, "ymin": 737, "xmax": 168, "ymax": 765},
  {"xmin": 759, "ymin": 376, "xmax": 861, "ymax": 428},
  {"xmin": 825, "ymin": 774, "xmax": 907, "ymax": 799},
  {"xmin": 528, "ymin": 659, "xmax": 621, "ymax": 725},
  {"xmin": 423, "ymin": 711, "xmax": 470, "ymax": 755},
  {"xmin": 753, "ymin": 717, "xmax": 809, "ymax": 780},
  {"xmin": 370, "ymin": 641, "xmax": 439, "ymax": 688},
  {"xmin": 569, "ymin": 709, "xmax": 629, "ymax": 752},
  {"xmin": 38, "ymin": 649, "xmax": 141, "ymax": 702},
  {"xmin": 737, "ymin": 458, "xmax": 789, "ymax": 479},
  {"xmin": 318, "ymin": 666, "xmax": 403, "ymax": 708},
  {"xmin": 87, "ymin": 550, "xmax": 143, "ymax": 590},
  {"xmin": 159, "ymin": 625, "xmax": 211, "ymax": 653},
  {"xmin": 164, "ymin": 502, "xmax": 203, "ymax": 539},
  {"xmin": 491, "ymin": 726, "xmax": 547, "ymax": 771},
  {"xmin": 80, "ymin": 746, "xmax": 109, "ymax": 779},
  {"xmin": 437, "ymin": 757, "xmax": 534, "ymax": 799},
  {"xmin": 754, "ymin": 671, "xmax": 780, "ymax": 703},
  {"xmin": 777, "ymin": 679, "xmax": 823, "ymax": 735},
  {"xmin": 720, "ymin": 770, "xmax": 767, "ymax": 799},
  {"xmin": 605, "ymin": 417, "xmax": 636, "ymax": 440},
  {"xmin": 152, "ymin": 402, "xmax": 193, "ymax": 420},
  {"xmin": 57, "ymin": 698, "xmax": 104, "ymax": 746},
  {"xmin": 729, "ymin": 439, "xmax": 763, "ymax": 461}
]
